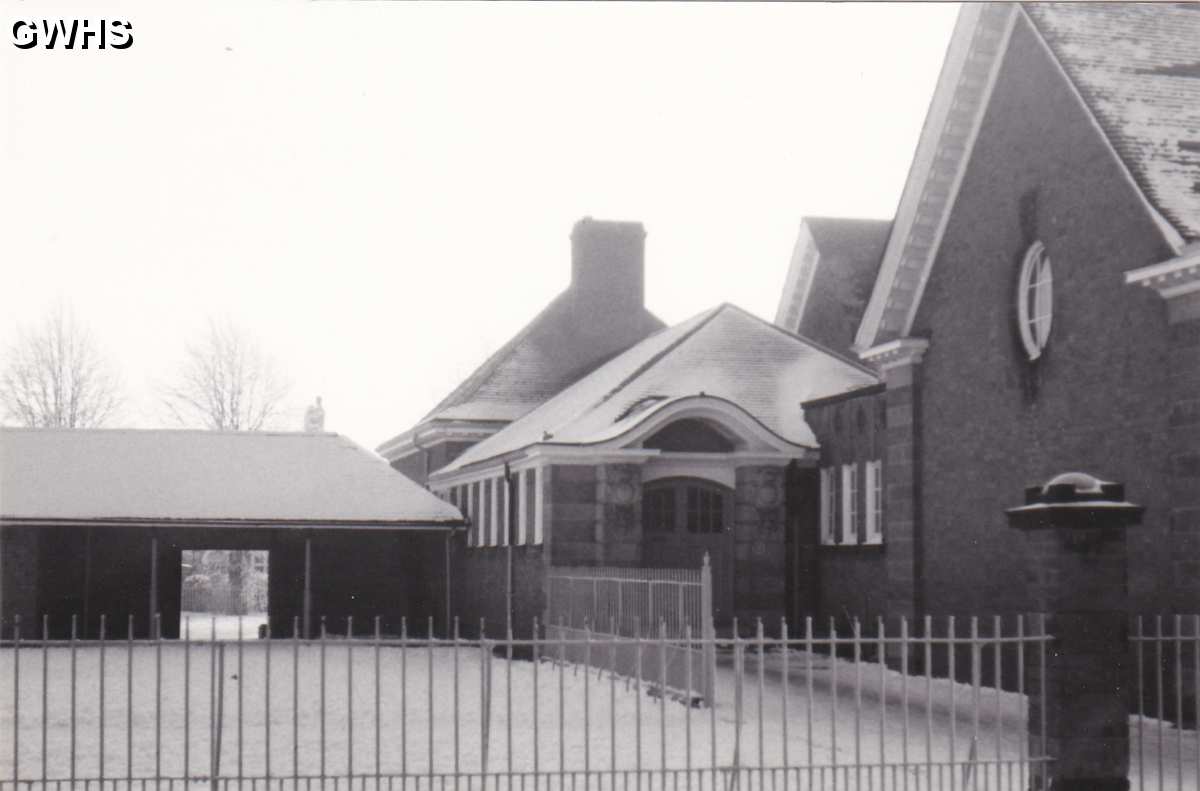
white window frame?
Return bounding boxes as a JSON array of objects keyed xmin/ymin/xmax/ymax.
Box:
[
  {"xmin": 1017, "ymin": 240, "xmax": 1053, "ymax": 360},
  {"xmin": 517, "ymin": 470, "xmax": 528, "ymax": 545},
  {"xmin": 498, "ymin": 476, "xmax": 509, "ymax": 547},
  {"xmin": 841, "ymin": 463, "xmax": 858, "ymax": 545},
  {"xmin": 486, "ymin": 478, "xmax": 497, "ymax": 546},
  {"xmin": 467, "ymin": 484, "xmax": 477, "ymax": 547},
  {"xmin": 533, "ymin": 467, "xmax": 544, "ymax": 546},
  {"xmin": 476, "ymin": 482, "xmax": 484, "ymax": 547},
  {"xmin": 864, "ymin": 460, "xmax": 884, "ymax": 545},
  {"xmin": 819, "ymin": 467, "xmax": 838, "ymax": 545}
]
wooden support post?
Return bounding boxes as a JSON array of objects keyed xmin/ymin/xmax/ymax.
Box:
[
  {"xmin": 303, "ymin": 536, "xmax": 313, "ymax": 640},
  {"xmin": 504, "ymin": 463, "xmax": 516, "ymax": 635},
  {"xmin": 149, "ymin": 532, "xmax": 159, "ymax": 634},
  {"xmin": 83, "ymin": 527, "xmax": 93, "ymax": 638},
  {"xmin": 444, "ymin": 532, "xmax": 452, "ymax": 638}
]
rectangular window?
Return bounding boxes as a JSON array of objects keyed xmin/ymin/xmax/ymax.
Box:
[
  {"xmin": 864, "ymin": 460, "xmax": 884, "ymax": 545},
  {"xmin": 498, "ymin": 476, "xmax": 509, "ymax": 547},
  {"xmin": 819, "ymin": 467, "xmax": 838, "ymax": 545},
  {"xmin": 487, "ymin": 479, "xmax": 497, "ymax": 546},
  {"xmin": 467, "ymin": 483, "xmax": 478, "ymax": 547},
  {"xmin": 477, "ymin": 480, "xmax": 487, "ymax": 547},
  {"xmin": 841, "ymin": 463, "xmax": 858, "ymax": 545},
  {"xmin": 685, "ymin": 486, "xmax": 723, "ymax": 534},
  {"xmin": 533, "ymin": 467, "xmax": 544, "ymax": 545},
  {"xmin": 643, "ymin": 487, "xmax": 675, "ymax": 533},
  {"xmin": 516, "ymin": 470, "xmax": 528, "ymax": 545}
]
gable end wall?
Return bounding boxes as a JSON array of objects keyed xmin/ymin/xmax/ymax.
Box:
[{"xmin": 910, "ymin": 15, "xmax": 1179, "ymax": 618}]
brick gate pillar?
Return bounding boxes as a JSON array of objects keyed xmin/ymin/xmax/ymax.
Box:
[{"xmin": 1006, "ymin": 472, "xmax": 1144, "ymax": 791}]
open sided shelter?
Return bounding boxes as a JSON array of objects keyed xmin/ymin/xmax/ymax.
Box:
[{"xmin": 0, "ymin": 428, "xmax": 465, "ymax": 638}]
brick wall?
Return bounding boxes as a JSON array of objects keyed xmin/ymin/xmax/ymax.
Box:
[
  {"xmin": 731, "ymin": 466, "xmax": 787, "ymax": 626},
  {"xmin": 804, "ymin": 389, "xmax": 889, "ymax": 625},
  {"xmin": 1167, "ymin": 312, "xmax": 1200, "ymax": 607},
  {"xmin": 597, "ymin": 463, "xmax": 642, "ymax": 566},
  {"xmin": 910, "ymin": 16, "xmax": 1179, "ymax": 618},
  {"xmin": 544, "ymin": 464, "xmax": 601, "ymax": 566}
]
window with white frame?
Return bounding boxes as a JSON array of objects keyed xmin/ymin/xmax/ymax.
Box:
[
  {"xmin": 841, "ymin": 464, "xmax": 858, "ymax": 545},
  {"xmin": 819, "ymin": 467, "xmax": 838, "ymax": 545},
  {"xmin": 488, "ymin": 478, "xmax": 498, "ymax": 546},
  {"xmin": 467, "ymin": 483, "xmax": 478, "ymax": 546},
  {"xmin": 1017, "ymin": 240, "xmax": 1053, "ymax": 360},
  {"xmin": 864, "ymin": 460, "xmax": 884, "ymax": 545},
  {"xmin": 498, "ymin": 476, "xmax": 509, "ymax": 547},
  {"xmin": 820, "ymin": 461, "xmax": 884, "ymax": 547},
  {"xmin": 517, "ymin": 470, "xmax": 528, "ymax": 545},
  {"xmin": 533, "ymin": 467, "xmax": 544, "ymax": 545}
]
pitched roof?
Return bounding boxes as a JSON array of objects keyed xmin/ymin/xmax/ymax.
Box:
[
  {"xmin": 855, "ymin": 3, "xmax": 1197, "ymax": 351},
  {"xmin": 855, "ymin": 3, "xmax": 1020, "ymax": 350},
  {"xmin": 413, "ymin": 292, "xmax": 665, "ymax": 427},
  {"xmin": 775, "ymin": 217, "xmax": 891, "ymax": 355},
  {"xmin": 1024, "ymin": 3, "xmax": 1200, "ymax": 241},
  {"xmin": 0, "ymin": 428, "xmax": 463, "ymax": 526},
  {"xmin": 805, "ymin": 217, "xmax": 894, "ymax": 260},
  {"xmin": 435, "ymin": 304, "xmax": 880, "ymax": 475}
]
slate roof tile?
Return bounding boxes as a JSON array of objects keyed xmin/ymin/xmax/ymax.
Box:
[{"xmin": 1025, "ymin": 3, "xmax": 1200, "ymax": 240}]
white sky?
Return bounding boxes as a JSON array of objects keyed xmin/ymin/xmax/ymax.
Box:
[{"xmin": 0, "ymin": 1, "xmax": 959, "ymax": 450}]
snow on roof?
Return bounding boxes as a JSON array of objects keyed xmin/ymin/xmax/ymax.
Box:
[
  {"xmin": 0, "ymin": 428, "xmax": 464, "ymax": 527},
  {"xmin": 435, "ymin": 304, "xmax": 880, "ymax": 476},
  {"xmin": 1025, "ymin": 3, "xmax": 1200, "ymax": 241}
]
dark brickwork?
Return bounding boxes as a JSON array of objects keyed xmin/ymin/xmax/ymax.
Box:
[
  {"xmin": 1167, "ymin": 319, "xmax": 1200, "ymax": 606},
  {"xmin": 544, "ymin": 464, "xmax": 601, "ymax": 566},
  {"xmin": 1007, "ymin": 479, "xmax": 1143, "ymax": 791},
  {"xmin": 731, "ymin": 466, "xmax": 787, "ymax": 626},
  {"xmin": 597, "ymin": 464, "xmax": 643, "ymax": 566},
  {"xmin": 908, "ymin": 17, "xmax": 1181, "ymax": 619},
  {"xmin": 804, "ymin": 389, "xmax": 889, "ymax": 626}
]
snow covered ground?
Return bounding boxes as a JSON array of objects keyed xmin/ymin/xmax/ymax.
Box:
[
  {"xmin": 181, "ymin": 612, "xmax": 269, "ymax": 642},
  {"xmin": 0, "ymin": 642, "xmax": 1193, "ymax": 790}
]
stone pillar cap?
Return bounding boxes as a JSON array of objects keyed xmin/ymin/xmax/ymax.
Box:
[{"xmin": 1006, "ymin": 471, "xmax": 1143, "ymax": 529}]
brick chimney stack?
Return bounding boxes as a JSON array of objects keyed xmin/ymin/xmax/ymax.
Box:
[{"xmin": 569, "ymin": 218, "xmax": 647, "ymax": 326}]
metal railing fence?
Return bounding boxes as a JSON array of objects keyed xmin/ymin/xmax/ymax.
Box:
[
  {"xmin": 544, "ymin": 563, "xmax": 709, "ymax": 642},
  {"xmin": 544, "ymin": 561, "xmax": 715, "ymax": 704},
  {"xmin": 1, "ymin": 612, "xmax": 1051, "ymax": 791},
  {"xmin": 1131, "ymin": 615, "xmax": 1200, "ymax": 791}
]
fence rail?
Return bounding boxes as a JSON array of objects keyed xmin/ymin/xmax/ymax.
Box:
[
  {"xmin": 1131, "ymin": 614, "xmax": 1200, "ymax": 791},
  {"xmin": 1, "ymin": 612, "xmax": 1051, "ymax": 791},
  {"xmin": 544, "ymin": 562, "xmax": 709, "ymax": 642}
]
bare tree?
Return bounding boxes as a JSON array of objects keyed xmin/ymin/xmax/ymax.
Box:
[
  {"xmin": 162, "ymin": 318, "xmax": 291, "ymax": 431},
  {"xmin": 0, "ymin": 305, "xmax": 122, "ymax": 428}
]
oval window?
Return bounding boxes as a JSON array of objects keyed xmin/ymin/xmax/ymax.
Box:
[{"xmin": 1017, "ymin": 241, "xmax": 1053, "ymax": 360}]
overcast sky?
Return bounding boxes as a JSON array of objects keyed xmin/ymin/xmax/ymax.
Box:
[{"xmin": 1, "ymin": 1, "xmax": 959, "ymax": 450}]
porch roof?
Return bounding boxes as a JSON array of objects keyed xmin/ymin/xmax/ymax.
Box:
[
  {"xmin": 433, "ymin": 303, "xmax": 879, "ymax": 478},
  {"xmin": 0, "ymin": 428, "xmax": 464, "ymax": 528}
]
